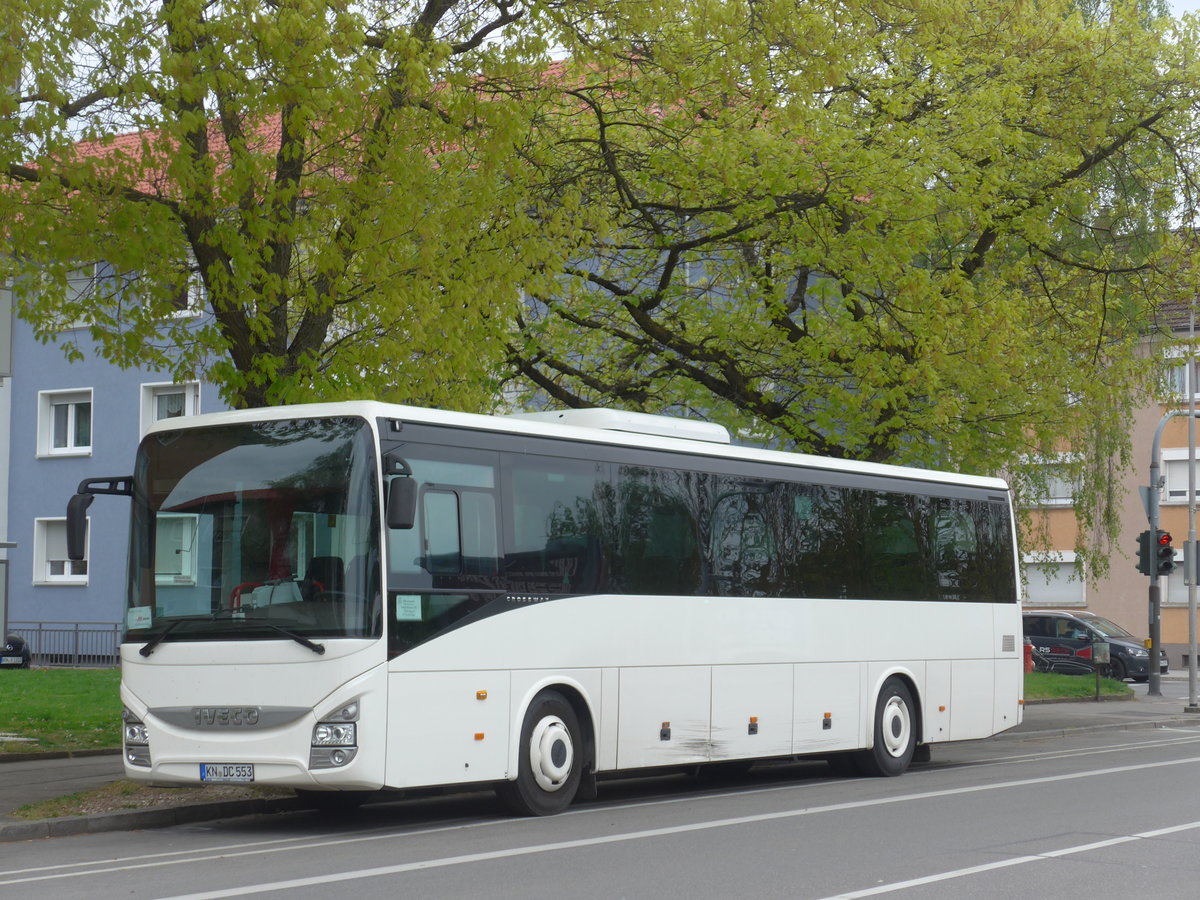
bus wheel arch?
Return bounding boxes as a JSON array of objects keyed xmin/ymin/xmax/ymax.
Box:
[
  {"xmin": 856, "ymin": 674, "xmax": 920, "ymax": 777},
  {"xmin": 497, "ymin": 686, "xmax": 594, "ymax": 816}
]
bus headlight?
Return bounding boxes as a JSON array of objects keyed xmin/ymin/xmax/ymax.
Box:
[
  {"xmin": 313, "ymin": 723, "xmax": 357, "ymax": 746},
  {"xmin": 123, "ymin": 708, "xmax": 151, "ymax": 767},
  {"xmin": 310, "ymin": 701, "xmax": 359, "ymax": 769}
]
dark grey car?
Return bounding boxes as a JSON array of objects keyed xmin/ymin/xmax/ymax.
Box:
[
  {"xmin": 1, "ymin": 634, "xmax": 31, "ymax": 668},
  {"xmin": 1023, "ymin": 610, "xmax": 1167, "ymax": 682}
]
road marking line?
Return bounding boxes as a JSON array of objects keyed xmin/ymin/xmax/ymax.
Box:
[
  {"xmin": 13, "ymin": 734, "xmax": 1199, "ymax": 881},
  {"xmin": 812, "ymin": 820, "xmax": 1200, "ymax": 899},
  {"xmin": 150, "ymin": 755, "xmax": 1200, "ymax": 900},
  {"xmin": 7, "ymin": 747, "xmax": 1200, "ymax": 888}
]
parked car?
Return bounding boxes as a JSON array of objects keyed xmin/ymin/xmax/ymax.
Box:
[
  {"xmin": 1, "ymin": 634, "xmax": 31, "ymax": 668},
  {"xmin": 1022, "ymin": 609, "xmax": 1168, "ymax": 682}
]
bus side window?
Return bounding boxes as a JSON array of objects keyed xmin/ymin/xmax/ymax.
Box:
[
  {"xmin": 616, "ymin": 466, "xmax": 701, "ymax": 595},
  {"xmin": 460, "ymin": 491, "xmax": 499, "ymax": 576},
  {"xmin": 503, "ymin": 458, "xmax": 609, "ymax": 594},
  {"xmin": 710, "ymin": 488, "xmax": 776, "ymax": 596},
  {"xmin": 423, "ymin": 490, "xmax": 461, "ymax": 575},
  {"xmin": 934, "ymin": 502, "xmax": 980, "ymax": 600},
  {"xmin": 863, "ymin": 493, "xmax": 930, "ymax": 601},
  {"xmin": 385, "ymin": 448, "xmax": 499, "ymax": 588}
]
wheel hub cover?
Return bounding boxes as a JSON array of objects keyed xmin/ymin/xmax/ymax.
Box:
[
  {"xmin": 530, "ymin": 715, "xmax": 574, "ymax": 792},
  {"xmin": 881, "ymin": 696, "xmax": 911, "ymax": 758}
]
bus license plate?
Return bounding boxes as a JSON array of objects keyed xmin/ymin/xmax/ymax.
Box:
[{"xmin": 200, "ymin": 763, "xmax": 255, "ymax": 783}]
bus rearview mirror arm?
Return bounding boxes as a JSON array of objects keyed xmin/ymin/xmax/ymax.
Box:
[
  {"xmin": 66, "ymin": 476, "xmax": 134, "ymax": 561},
  {"xmin": 383, "ymin": 449, "xmax": 416, "ymax": 530}
]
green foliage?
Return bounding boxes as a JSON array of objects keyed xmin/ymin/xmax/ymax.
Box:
[
  {"xmin": 7, "ymin": 0, "xmax": 1200, "ymax": 577},
  {"xmin": 1, "ymin": 0, "xmax": 586, "ymax": 410},
  {"xmin": 508, "ymin": 0, "xmax": 1200, "ymax": 577}
]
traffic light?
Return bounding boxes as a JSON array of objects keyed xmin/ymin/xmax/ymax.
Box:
[
  {"xmin": 1136, "ymin": 530, "xmax": 1153, "ymax": 575},
  {"xmin": 1156, "ymin": 530, "xmax": 1176, "ymax": 576}
]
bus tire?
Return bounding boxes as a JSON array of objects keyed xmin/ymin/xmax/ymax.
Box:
[
  {"xmin": 497, "ymin": 690, "xmax": 582, "ymax": 816},
  {"xmin": 855, "ymin": 677, "xmax": 916, "ymax": 777}
]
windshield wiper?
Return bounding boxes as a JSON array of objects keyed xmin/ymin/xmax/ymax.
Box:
[
  {"xmin": 139, "ymin": 614, "xmax": 325, "ymax": 656},
  {"xmin": 139, "ymin": 617, "xmax": 202, "ymax": 657},
  {"xmin": 240, "ymin": 618, "xmax": 326, "ymax": 655}
]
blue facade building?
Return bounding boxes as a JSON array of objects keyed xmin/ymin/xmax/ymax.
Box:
[{"xmin": 2, "ymin": 287, "xmax": 224, "ymax": 638}]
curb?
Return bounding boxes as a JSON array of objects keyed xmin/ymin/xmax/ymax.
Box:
[
  {"xmin": 998, "ymin": 714, "xmax": 1200, "ymax": 740},
  {"xmin": 0, "ymin": 794, "xmax": 305, "ymax": 843},
  {"xmin": 0, "ymin": 747, "xmax": 121, "ymax": 764},
  {"xmin": 1023, "ymin": 694, "xmax": 1135, "ymax": 704}
]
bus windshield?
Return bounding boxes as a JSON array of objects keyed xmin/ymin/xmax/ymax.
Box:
[{"xmin": 126, "ymin": 417, "xmax": 381, "ymax": 645}]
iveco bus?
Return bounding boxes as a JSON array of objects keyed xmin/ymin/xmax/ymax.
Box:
[{"xmin": 66, "ymin": 402, "xmax": 1023, "ymax": 815}]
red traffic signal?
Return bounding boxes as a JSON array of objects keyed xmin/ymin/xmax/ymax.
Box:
[{"xmin": 1155, "ymin": 530, "xmax": 1175, "ymax": 575}]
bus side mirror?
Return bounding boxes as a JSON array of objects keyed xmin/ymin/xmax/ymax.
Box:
[
  {"xmin": 387, "ymin": 477, "xmax": 417, "ymax": 530},
  {"xmin": 66, "ymin": 492, "xmax": 94, "ymax": 561},
  {"xmin": 65, "ymin": 475, "xmax": 133, "ymax": 560}
]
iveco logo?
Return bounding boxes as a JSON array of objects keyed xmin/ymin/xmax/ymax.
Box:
[{"xmin": 192, "ymin": 707, "xmax": 261, "ymax": 728}]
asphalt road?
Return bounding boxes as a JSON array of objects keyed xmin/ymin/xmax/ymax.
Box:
[{"xmin": 6, "ymin": 714, "xmax": 1200, "ymax": 900}]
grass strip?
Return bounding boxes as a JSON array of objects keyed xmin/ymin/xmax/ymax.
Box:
[
  {"xmin": 0, "ymin": 667, "xmax": 121, "ymax": 752},
  {"xmin": 1024, "ymin": 670, "xmax": 1133, "ymax": 700}
]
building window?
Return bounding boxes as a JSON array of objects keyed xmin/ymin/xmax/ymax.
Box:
[
  {"xmin": 140, "ymin": 381, "xmax": 199, "ymax": 434},
  {"xmin": 155, "ymin": 514, "xmax": 198, "ymax": 585},
  {"xmin": 1161, "ymin": 452, "xmax": 1199, "ymax": 504},
  {"xmin": 170, "ymin": 251, "xmax": 205, "ymax": 317},
  {"xmin": 1024, "ymin": 456, "xmax": 1078, "ymax": 507},
  {"xmin": 34, "ymin": 518, "xmax": 88, "ymax": 585},
  {"xmin": 1164, "ymin": 554, "xmax": 1190, "ymax": 605},
  {"xmin": 37, "ymin": 389, "xmax": 93, "ymax": 456},
  {"xmin": 1022, "ymin": 554, "xmax": 1083, "ymax": 606},
  {"xmin": 1164, "ymin": 354, "xmax": 1200, "ymax": 401},
  {"xmin": 36, "ymin": 263, "xmax": 101, "ymax": 331}
]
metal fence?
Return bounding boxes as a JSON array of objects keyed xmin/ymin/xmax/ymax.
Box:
[{"xmin": 8, "ymin": 621, "xmax": 121, "ymax": 667}]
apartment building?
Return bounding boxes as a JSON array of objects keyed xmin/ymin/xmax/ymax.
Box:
[
  {"xmin": 1, "ymin": 277, "xmax": 221, "ymax": 644},
  {"xmin": 1025, "ymin": 306, "xmax": 1200, "ymax": 666}
]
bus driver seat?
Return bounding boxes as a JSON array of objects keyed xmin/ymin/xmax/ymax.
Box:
[{"xmin": 302, "ymin": 556, "xmax": 344, "ymax": 600}]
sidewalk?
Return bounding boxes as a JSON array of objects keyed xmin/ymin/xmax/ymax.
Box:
[
  {"xmin": 5, "ymin": 680, "xmax": 1200, "ymax": 843},
  {"xmin": 1010, "ymin": 677, "xmax": 1200, "ymax": 737},
  {"xmin": 0, "ymin": 751, "xmax": 303, "ymax": 842}
]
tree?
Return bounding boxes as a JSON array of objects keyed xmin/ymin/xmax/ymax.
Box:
[
  {"xmin": 507, "ymin": 0, "xmax": 1200, "ymax": 574},
  {"xmin": 0, "ymin": 0, "xmax": 588, "ymax": 409}
]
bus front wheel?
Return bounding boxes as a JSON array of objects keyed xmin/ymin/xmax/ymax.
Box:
[
  {"xmin": 855, "ymin": 678, "xmax": 916, "ymax": 777},
  {"xmin": 497, "ymin": 690, "xmax": 583, "ymax": 816}
]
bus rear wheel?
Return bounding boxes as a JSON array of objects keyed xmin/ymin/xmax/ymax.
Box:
[
  {"xmin": 497, "ymin": 690, "xmax": 583, "ymax": 816},
  {"xmin": 855, "ymin": 677, "xmax": 916, "ymax": 777}
]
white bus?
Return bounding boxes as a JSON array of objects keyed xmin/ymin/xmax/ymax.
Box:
[{"xmin": 67, "ymin": 402, "xmax": 1023, "ymax": 815}]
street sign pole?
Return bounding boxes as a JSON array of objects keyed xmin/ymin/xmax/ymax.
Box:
[
  {"xmin": 1189, "ymin": 304, "xmax": 1199, "ymax": 713},
  {"xmin": 1146, "ymin": 411, "xmax": 1200, "ymax": 696}
]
